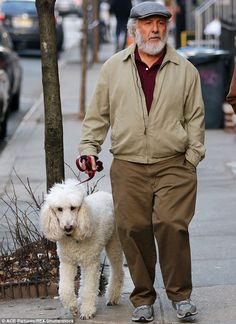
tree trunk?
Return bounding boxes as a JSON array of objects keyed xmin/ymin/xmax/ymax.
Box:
[
  {"xmin": 79, "ymin": 0, "xmax": 89, "ymax": 120},
  {"xmin": 36, "ymin": 0, "xmax": 64, "ymax": 191},
  {"xmin": 92, "ymin": 0, "xmax": 99, "ymax": 64}
]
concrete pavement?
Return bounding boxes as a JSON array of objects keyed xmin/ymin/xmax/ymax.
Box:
[{"xmin": 1, "ymin": 42, "xmax": 236, "ymax": 323}]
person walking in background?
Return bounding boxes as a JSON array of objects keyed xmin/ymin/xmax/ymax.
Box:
[
  {"xmin": 77, "ymin": 1, "xmax": 205, "ymax": 322},
  {"xmin": 226, "ymin": 65, "xmax": 236, "ymax": 112},
  {"xmin": 165, "ymin": 0, "xmax": 178, "ymax": 47},
  {"xmin": 175, "ymin": 0, "xmax": 186, "ymax": 48},
  {"xmin": 109, "ymin": 0, "xmax": 132, "ymax": 51}
]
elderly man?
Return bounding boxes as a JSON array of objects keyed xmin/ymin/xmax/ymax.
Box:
[{"xmin": 78, "ymin": 1, "xmax": 205, "ymax": 322}]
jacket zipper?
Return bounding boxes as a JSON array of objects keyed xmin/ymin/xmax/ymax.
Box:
[{"xmin": 131, "ymin": 55, "xmax": 149, "ymax": 161}]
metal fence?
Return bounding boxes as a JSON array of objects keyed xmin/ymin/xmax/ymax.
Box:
[{"xmin": 194, "ymin": 0, "xmax": 236, "ymax": 47}]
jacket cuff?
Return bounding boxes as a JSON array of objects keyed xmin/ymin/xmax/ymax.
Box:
[
  {"xmin": 185, "ymin": 150, "xmax": 204, "ymax": 167},
  {"xmin": 79, "ymin": 149, "xmax": 98, "ymax": 158}
]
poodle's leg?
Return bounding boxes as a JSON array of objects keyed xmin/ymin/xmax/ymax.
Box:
[
  {"xmin": 105, "ymin": 232, "xmax": 124, "ymax": 306},
  {"xmin": 59, "ymin": 262, "xmax": 78, "ymax": 317},
  {"xmin": 79, "ymin": 260, "xmax": 100, "ymax": 320}
]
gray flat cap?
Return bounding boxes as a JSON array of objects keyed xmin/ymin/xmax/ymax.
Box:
[{"xmin": 130, "ymin": 1, "xmax": 172, "ymax": 20}]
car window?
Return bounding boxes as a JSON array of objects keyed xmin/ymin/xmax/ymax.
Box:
[{"xmin": 2, "ymin": 1, "xmax": 36, "ymax": 15}]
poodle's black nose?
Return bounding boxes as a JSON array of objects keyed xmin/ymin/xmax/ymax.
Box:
[{"xmin": 64, "ymin": 225, "xmax": 73, "ymax": 232}]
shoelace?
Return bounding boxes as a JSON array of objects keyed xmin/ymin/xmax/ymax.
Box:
[
  {"xmin": 177, "ymin": 300, "xmax": 191, "ymax": 306},
  {"xmin": 137, "ymin": 305, "xmax": 151, "ymax": 309}
]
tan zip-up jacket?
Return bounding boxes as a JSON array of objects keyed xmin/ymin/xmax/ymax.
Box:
[{"xmin": 79, "ymin": 44, "xmax": 205, "ymax": 167}]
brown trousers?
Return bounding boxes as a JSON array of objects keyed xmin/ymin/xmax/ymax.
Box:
[{"xmin": 110, "ymin": 154, "xmax": 197, "ymax": 307}]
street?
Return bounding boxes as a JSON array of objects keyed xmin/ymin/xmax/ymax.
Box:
[{"xmin": 0, "ymin": 14, "xmax": 82, "ymax": 151}]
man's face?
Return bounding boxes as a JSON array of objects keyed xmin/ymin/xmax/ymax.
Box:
[{"xmin": 135, "ymin": 16, "xmax": 168, "ymax": 56}]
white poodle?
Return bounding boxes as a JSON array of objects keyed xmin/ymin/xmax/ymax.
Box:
[{"xmin": 40, "ymin": 179, "xmax": 124, "ymax": 320}]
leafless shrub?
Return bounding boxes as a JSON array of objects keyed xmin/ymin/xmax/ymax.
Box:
[{"xmin": 0, "ymin": 173, "xmax": 59, "ymax": 284}]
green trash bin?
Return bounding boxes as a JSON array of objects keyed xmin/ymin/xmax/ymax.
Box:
[{"xmin": 177, "ymin": 47, "xmax": 234, "ymax": 129}]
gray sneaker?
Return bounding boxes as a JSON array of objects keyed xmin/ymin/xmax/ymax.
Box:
[
  {"xmin": 132, "ymin": 305, "xmax": 154, "ymax": 322},
  {"xmin": 172, "ymin": 299, "xmax": 198, "ymax": 320}
]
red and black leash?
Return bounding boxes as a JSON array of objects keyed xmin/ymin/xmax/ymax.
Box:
[{"xmin": 76, "ymin": 155, "xmax": 103, "ymax": 184}]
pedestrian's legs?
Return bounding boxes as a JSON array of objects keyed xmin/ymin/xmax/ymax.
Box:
[
  {"xmin": 152, "ymin": 155, "xmax": 197, "ymax": 302},
  {"xmin": 115, "ymin": 17, "xmax": 128, "ymax": 51},
  {"xmin": 110, "ymin": 159, "xmax": 156, "ymax": 307}
]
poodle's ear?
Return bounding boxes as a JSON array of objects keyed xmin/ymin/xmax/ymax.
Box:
[
  {"xmin": 73, "ymin": 202, "xmax": 94, "ymax": 240},
  {"xmin": 40, "ymin": 203, "xmax": 63, "ymax": 242}
]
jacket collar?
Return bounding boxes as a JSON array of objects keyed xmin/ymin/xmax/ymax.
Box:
[{"xmin": 122, "ymin": 43, "xmax": 181, "ymax": 66}]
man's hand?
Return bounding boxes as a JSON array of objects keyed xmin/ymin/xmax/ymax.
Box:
[
  {"xmin": 76, "ymin": 155, "xmax": 97, "ymax": 174},
  {"xmin": 76, "ymin": 155, "xmax": 103, "ymax": 175}
]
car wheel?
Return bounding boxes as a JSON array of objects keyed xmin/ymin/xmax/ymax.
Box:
[
  {"xmin": 0, "ymin": 115, "xmax": 7, "ymax": 140},
  {"xmin": 10, "ymin": 86, "xmax": 21, "ymax": 112}
]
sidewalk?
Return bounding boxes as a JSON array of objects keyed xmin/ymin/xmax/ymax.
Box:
[{"xmin": 1, "ymin": 42, "xmax": 236, "ymax": 323}]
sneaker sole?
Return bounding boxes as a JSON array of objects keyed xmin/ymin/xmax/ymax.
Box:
[
  {"xmin": 131, "ymin": 315, "xmax": 154, "ymax": 322},
  {"xmin": 177, "ymin": 311, "xmax": 198, "ymax": 320}
]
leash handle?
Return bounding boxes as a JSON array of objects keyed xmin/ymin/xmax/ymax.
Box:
[{"xmin": 76, "ymin": 155, "xmax": 103, "ymax": 183}]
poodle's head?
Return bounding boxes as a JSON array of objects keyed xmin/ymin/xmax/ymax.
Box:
[{"xmin": 40, "ymin": 179, "xmax": 94, "ymax": 242}]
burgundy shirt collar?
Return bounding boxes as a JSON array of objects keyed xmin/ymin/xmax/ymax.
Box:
[{"xmin": 134, "ymin": 47, "xmax": 166, "ymax": 113}]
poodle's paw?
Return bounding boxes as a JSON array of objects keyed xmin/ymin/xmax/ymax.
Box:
[
  {"xmin": 107, "ymin": 301, "xmax": 117, "ymax": 306},
  {"xmin": 107, "ymin": 297, "xmax": 119, "ymax": 306},
  {"xmin": 79, "ymin": 304, "xmax": 96, "ymax": 320},
  {"xmin": 69, "ymin": 305, "xmax": 78, "ymax": 317},
  {"xmin": 79, "ymin": 312, "xmax": 95, "ymax": 320}
]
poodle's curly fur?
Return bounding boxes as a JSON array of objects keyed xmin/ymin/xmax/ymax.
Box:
[{"xmin": 40, "ymin": 179, "xmax": 124, "ymax": 320}]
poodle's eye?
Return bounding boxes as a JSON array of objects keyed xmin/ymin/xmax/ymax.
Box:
[
  {"xmin": 57, "ymin": 207, "xmax": 63, "ymax": 212},
  {"xmin": 70, "ymin": 206, "xmax": 76, "ymax": 211}
]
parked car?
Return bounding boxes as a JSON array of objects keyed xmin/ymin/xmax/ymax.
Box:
[
  {"xmin": 0, "ymin": 0, "xmax": 64, "ymax": 52},
  {"xmin": 0, "ymin": 69, "xmax": 10, "ymax": 139},
  {"xmin": 0, "ymin": 24, "xmax": 22, "ymax": 139}
]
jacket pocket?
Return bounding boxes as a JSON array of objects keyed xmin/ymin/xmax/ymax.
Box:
[
  {"xmin": 150, "ymin": 120, "xmax": 188, "ymax": 158},
  {"xmin": 110, "ymin": 115, "xmax": 145, "ymax": 157}
]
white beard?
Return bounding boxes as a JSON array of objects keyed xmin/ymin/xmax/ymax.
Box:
[{"xmin": 135, "ymin": 29, "xmax": 168, "ymax": 56}]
